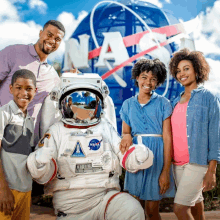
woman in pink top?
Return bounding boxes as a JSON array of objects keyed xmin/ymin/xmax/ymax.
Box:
[
  {"xmin": 169, "ymin": 49, "xmax": 220, "ymax": 220},
  {"xmin": 171, "ymin": 101, "xmax": 190, "ymax": 165}
]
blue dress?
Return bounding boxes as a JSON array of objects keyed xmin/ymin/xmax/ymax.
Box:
[{"xmin": 120, "ymin": 93, "xmax": 175, "ymax": 200}]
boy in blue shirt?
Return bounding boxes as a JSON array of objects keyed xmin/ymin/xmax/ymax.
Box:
[{"xmin": 0, "ymin": 69, "xmax": 37, "ymax": 220}]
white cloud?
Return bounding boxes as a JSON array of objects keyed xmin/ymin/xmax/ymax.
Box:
[
  {"xmin": 9, "ymin": 0, "xmax": 26, "ymax": 3},
  {"xmin": 0, "ymin": 21, "xmax": 42, "ymax": 51},
  {"xmin": 204, "ymin": 58, "xmax": 220, "ymax": 95},
  {"xmin": 140, "ymin": 0, "xmax": 163, "ymax": 8},
  {"xmin": 192, "ymin": 1, "xmax": 220, "ymax": 95},
  {"xmin": 29, "ymin": 0, "xmax": 47, "ymax": 14},
  {"xmin": 194, "ymin": 34, "xmax": 220, "ymax": 55},
  {"xmin": 201, "ymin": 1, "xmax": 220, "ymax": 41},
  {"xmin": 48, "ymin": 11, "xmax": 88, "ymax": 61},
  {"xmin": 0, "ymin": 0, "xmax": 88, "ymax": 63},
  {"xmin": 0, "ymin": 0, "xmax": 19, "ymax": 21},
  {"xmin": 193, "ymin": 1, "xmax": 220, "ymax": 55},
  {"xmin": 0, "ymin": 0, "xmax": 42, "ymax": 50},
  {"xmin": 57, "ymin": 11, "xmax": 88, "ymax": 40}
]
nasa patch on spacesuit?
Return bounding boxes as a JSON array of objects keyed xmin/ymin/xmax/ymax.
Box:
[
  {"xmin": 55, "ymin": 132, "xmax": 121, "ymax": 179},
  {"xmin": 88, "ymin": 138, "xmax": 103, "ymax": 151},
  {"xmin": 67, "ymin": 133, "xmax": 104, "ymax": 157}
]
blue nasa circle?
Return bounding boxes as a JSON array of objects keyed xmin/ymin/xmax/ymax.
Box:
[
  {"xmin": 88, "ymin": 139, "xmax": 102, "ymax": 151},
  {"xmin": 69, "ymin": 0, "xmax": 184, "ymax": 134}
]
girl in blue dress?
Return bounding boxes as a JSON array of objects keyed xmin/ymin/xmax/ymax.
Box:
[{"xmin": 119, "ymin": 59, "xmax": 175, "ymax": 219}]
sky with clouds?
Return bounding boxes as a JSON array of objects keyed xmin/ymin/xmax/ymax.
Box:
[{"xmin": 0, "ymin": 0, "xmax": 220, "ymax": 92}]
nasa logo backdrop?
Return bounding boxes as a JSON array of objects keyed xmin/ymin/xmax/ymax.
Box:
[{"xmin": 64, "ymin": 0, "xmax": 191, "ymax": 133}]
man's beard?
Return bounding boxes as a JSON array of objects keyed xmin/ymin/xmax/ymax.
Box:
[
  {"xmin": 41, "ymin": 42, "xmax": 54, "ymax": 55},
  {"xmin": 42, "ymin": 47, "xmax": 52, "ymax": 55}
]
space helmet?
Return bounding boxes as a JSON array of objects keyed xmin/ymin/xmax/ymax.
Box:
[{"xmin": 50, "ymin": 73, "xmax": 110, "ymax": 128}]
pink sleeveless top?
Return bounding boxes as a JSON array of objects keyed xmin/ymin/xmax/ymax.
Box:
[{"xmin": 171, "ymin": 102, "xmax": 189, "ymax": 165}]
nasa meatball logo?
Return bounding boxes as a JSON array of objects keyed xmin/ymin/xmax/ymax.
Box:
[{"xmin": 88, "ymin": 139, "xmax": 102, "ymax": 151}]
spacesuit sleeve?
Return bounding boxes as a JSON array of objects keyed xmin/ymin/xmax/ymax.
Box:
[
  {"xmin": 104, "ymin": 120, "xmax": 121, "ymax": 156},
  {"xmin": 104, "ymin": 96, "xmax": 117, "ymax": 130},
  {"xmin": 40, "ymin": 95, "xmax": 62, "ymax": 138},
  {"xmin": 27, "ymin": 127, "xmax": 58, "ymax": 184}
]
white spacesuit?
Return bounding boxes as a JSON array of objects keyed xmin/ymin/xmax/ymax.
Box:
[{"xmin": 27, "ymin": 73, "xmax": 153, "ymax": 220}]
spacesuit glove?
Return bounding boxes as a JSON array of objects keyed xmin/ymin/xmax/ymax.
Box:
[
  {"xmin": 35, "ymin": 147, "xmax": 54, "ymax": 166},
  {"xmin": 135, "ymin": 145, "xmax": 148, "ymax": 163}
]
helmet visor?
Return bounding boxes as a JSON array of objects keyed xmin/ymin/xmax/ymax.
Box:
[{"xmin": 60, "ymin": 90, "xmax": 103, "ymax": 126}]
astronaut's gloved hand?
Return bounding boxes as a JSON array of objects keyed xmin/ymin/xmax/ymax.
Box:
[
  {"xmin": 135, "ymin": 145, "xmax": 148, "ymax": 163},
  {"xmin": 35, "ymin": 147, "xmax": 54, "ymax": 166}
]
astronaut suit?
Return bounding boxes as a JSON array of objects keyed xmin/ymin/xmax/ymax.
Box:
[{"xmin": 27, "ymin": 73, "xmax": 154, "ymax": 220}]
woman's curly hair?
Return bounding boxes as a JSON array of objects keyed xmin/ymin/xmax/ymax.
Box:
[
  {"xmin": 169, "ymin": 48, "xmax": 210, "ymax": 84},
  {"xmin": 132, "ymin": 58, "xmax": 167, "ymax": 87}
]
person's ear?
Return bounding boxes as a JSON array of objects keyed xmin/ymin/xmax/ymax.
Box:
[
  {"xmin": 39, "ymin": 30, "xmax": 43, "ymax": 38},
  {"xmin": 9, "ymin": 84, "xmax": 13, "ymax": 94}
]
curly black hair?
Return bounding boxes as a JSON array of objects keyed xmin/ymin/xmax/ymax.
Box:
[
  {"xmin": 132, "ymin": 58, "xmax": 167, "ymax": 87},
  {"xmin": 169, "ymin": 48, "xmax": 210, "ymax": 84}
]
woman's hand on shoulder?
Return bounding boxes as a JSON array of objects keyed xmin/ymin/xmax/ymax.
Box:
[
  {"xmin": 159, "ymin": 170, "xmax": 170, "ymax": 195},
  {"xmin": 119, "ymin": 134, "xmax": 133, "ymax": 155}
]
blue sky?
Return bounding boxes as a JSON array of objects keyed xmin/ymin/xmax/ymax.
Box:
[
  {"xmin": 1, "ymin": 0, "xmax": 220, "ymax": 92},
  {"xmin": 1, "ymin": 0, "xmax": 219, "ymax": 54},
  {"xmin": 13, "ymin": 0, "xmax": 217, "ymax": 26}
]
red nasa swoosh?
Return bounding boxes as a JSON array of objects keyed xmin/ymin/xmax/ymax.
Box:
[
  {"xmin": 88, "ymin": 22, "xmax": 185, "ymax": 80},
  {"xmin": 88, "ymin": 22, "xmax": 184, "ymax": 60},
  {"xmin": 102, "ymin": 36, "xmax": 178, "ymax": 80}
]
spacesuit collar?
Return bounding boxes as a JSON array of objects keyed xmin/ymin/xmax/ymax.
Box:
[{"xmin": 64, "ymin": 123, "xmax": 98, "ymax": 129}]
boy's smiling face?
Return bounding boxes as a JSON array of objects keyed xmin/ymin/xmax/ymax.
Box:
[{"xmin": 9, "ymin": 78, "xmax": 37, "ymax": 113}]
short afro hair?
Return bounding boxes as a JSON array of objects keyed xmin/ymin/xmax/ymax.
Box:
[
  {"xmin": 132, "ymin": 58, "xmax": 167, "ymax": 87},
  {"xmin": 169, "ymin": 48, "xmax": 210, "ymax": 84},
  {"xmin": 11, "ymin": 69, "xmax": 36, "ymax": 87},
  {"xmin": 43, "ymin": 20, "xmax": 65, "ymax": 35}
]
